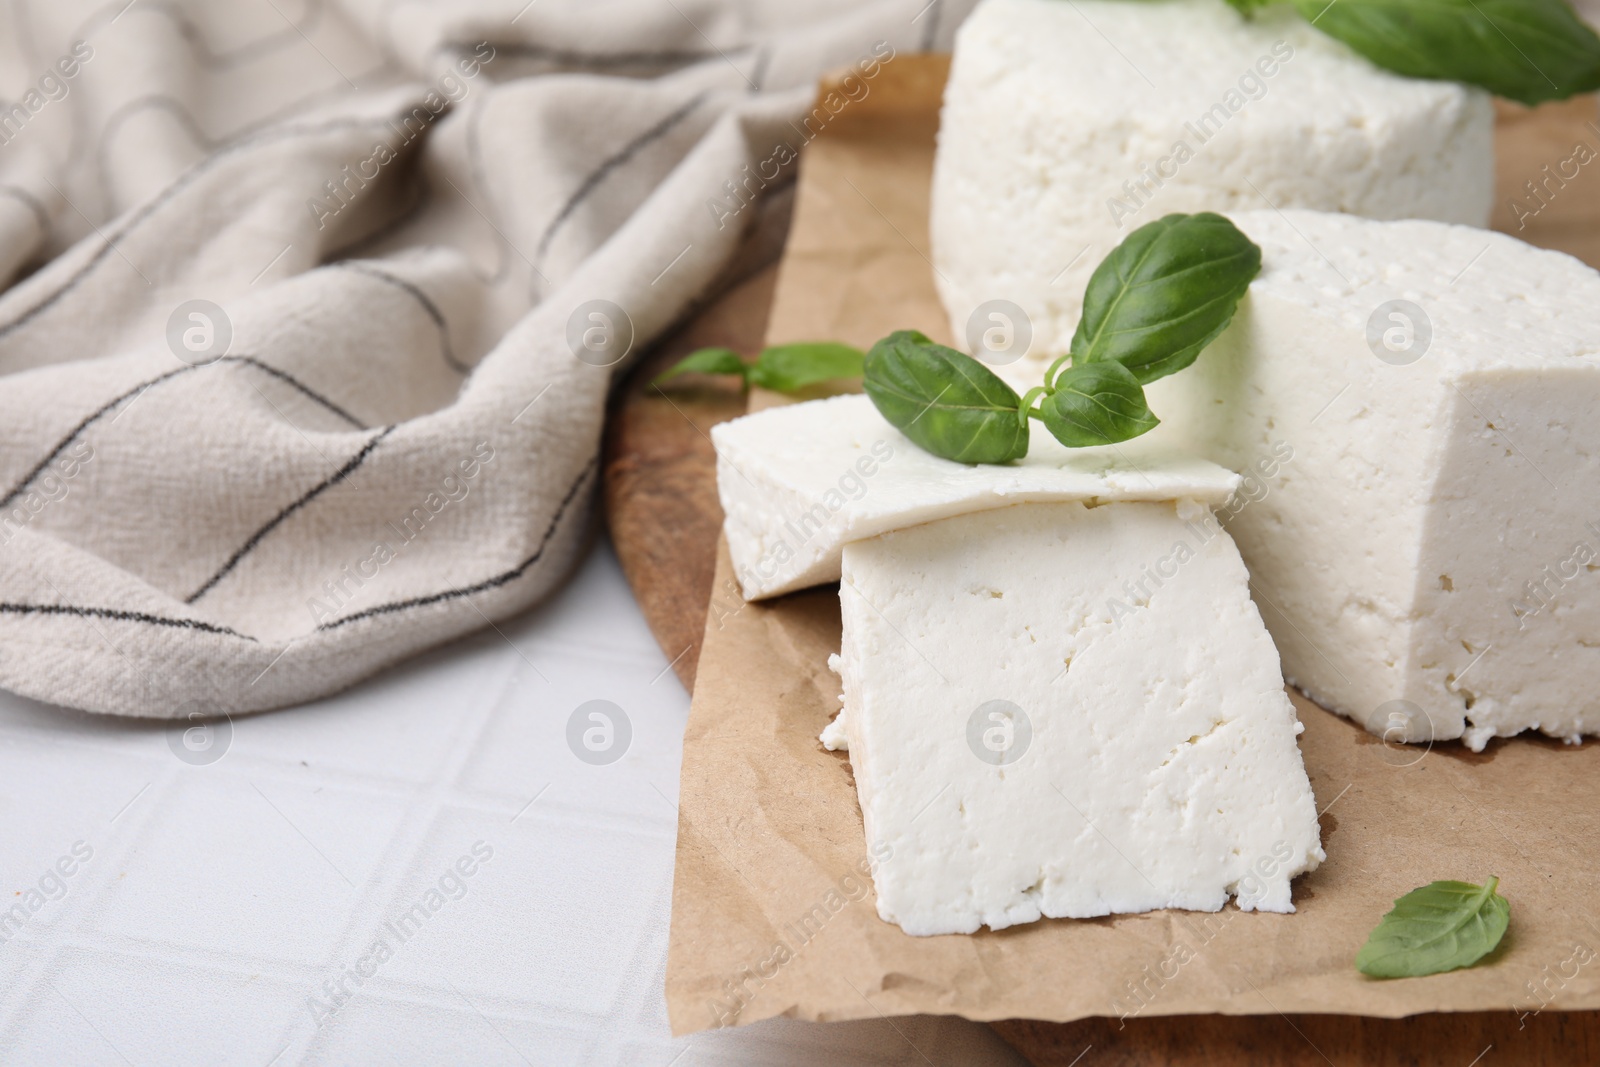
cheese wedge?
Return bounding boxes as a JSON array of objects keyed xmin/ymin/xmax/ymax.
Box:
[
  {"xmin": 827, "ymin": 501, "xmax": 1324, "ymax": 935},
  {"xmin": 1147, "ymin": 210, "xmax": 1600, "ymax": 750},
  {"xmin": 713, "ymin": 395, "xmax": 1239, "ymax": 600},
  {"xmin": 930, "ymin": 0, "xmax": 1492, "ymax": 368}
]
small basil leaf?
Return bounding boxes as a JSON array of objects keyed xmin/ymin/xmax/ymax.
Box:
[
  {"xmin": 654, "ymin": 347, "xmax": 749, "ymax": 386},
  {"xmin": 1223, "ymin": 0, "xmax": 1275, "ymax": 13},
  {"xmin": 1071, "ymin": 212, "xmax": 1261, "ymax": 387},
  {"xmin": 748, "ymin": 341, "xmax": 865, "ymax": 392},
  {"xmin": 863, "ymin": 330, "xmax": 1028, "ymax": 464},
  {"xmin": 1356, "ymin": 877, "xmax": 1511, "ymax": 979},
  {"xmin": 1040, "ymin": 361, "xmax": 1159, "ymax": 448},
  {"xmin": 1294, "ymin": 0, "xmax": 1600, "ymax": 106}
]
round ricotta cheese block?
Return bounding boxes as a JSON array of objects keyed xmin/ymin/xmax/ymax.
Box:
[{"xmin": 930, "ymin": 0, "xmax": 1493, "ymax": 370}]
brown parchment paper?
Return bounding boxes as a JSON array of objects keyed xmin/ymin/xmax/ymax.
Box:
[{"xmin": 664, "ymin": 56, "xmax": 1600, "ymax": 1036}]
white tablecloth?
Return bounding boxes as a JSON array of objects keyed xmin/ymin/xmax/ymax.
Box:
[{"xmin": 0, "ymin": 534, "xmax": 1026, "ymax": 1066}]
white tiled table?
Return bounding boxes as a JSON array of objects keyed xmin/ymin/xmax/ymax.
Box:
[{"xmin": 0, "ymin": 535, "xmax": 1025, "ymax": 1066}]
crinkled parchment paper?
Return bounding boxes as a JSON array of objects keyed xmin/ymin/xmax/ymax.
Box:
[{"xmin": 665, "ymin": 56, "xmax": 1600, "ymax": 1035}]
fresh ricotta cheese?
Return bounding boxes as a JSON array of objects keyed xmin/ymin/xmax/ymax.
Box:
[
  {"xmin": 713, "ymin": 394, "xmax": 1239, "ymax": 600},
  {"xmin": 1146, "ymin": 210, "xmax": 1600, "ymax": 750},
  {"xmin": 828, "ymin": 500, "xmax": 1324, "ymax": 936},
  {"xmin": 930, "ymin": 0, "xmax": 1492, "ymax": 369}
]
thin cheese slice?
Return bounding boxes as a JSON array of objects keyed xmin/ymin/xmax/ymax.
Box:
[{"xmin": 713, "ymin": 394, "xmax": 1240, "ymax": 600}]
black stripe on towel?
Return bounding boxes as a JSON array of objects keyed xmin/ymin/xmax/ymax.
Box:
[
  {"xmin": 186, "ymin": 425, "xmax": 397, "ymax": 604},
  {"xmin": 338, "ymin": 262, "xmax": 468, "ymax": 375},
  {"xmin": 0, "ymin": 365, "xmax": 195, "ymax": 511},
  {"xmin": 317, "ymin": 457, "xmax": 596, "ymax": 631},
  {"xmin": 0, "ymin": 602, "xmax": 255, "ymax": 640},
  {"xmin": 533, "ymin": 91, "xmax": 710, "ymax": 267},
  {"xmin": 0, "ymin": 116, "xmax": 402, "ymax": 342},
  {"xmin": 0, "ymin": 356, "xmax": 365, "ymax": 511},
  {"xmin": 229, "ymin": 356, "xmax": 366, "ymax": 428},
  {"xmin": 487, "ymin": 42, "xmax": 745, "ymax": 70}
]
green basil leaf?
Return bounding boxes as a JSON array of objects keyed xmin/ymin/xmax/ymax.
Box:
[
  {"xmin": 1070, "ymin": 212, "xmax": 1261, "ymax": 387},
  {"xmin": 654, "ymin": 346, "xmax": 749, "ymax": 386},
  {"xmin": 1356, "ymin": 877, "xmax": 1511, "ymax": 979},
  {"xmin": 1223, "ymin": 0, "xmax": 1275, "ymax": 13},
  {"xmin": 748, "ymin": 341, "xmax": 865, "ymax": 392},
  {"xmin": 1040, "ymin": 361, "xmax": 1160, "ymax": 448},
  {"xmin": 863, "ymin": 330, "xmax": 1028, "ymax": 464},
  {"xmin": 1294, "ymin": 0, "xmax": 1600, "ymax": 106}
]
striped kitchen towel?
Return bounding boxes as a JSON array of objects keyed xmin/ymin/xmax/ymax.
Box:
[{"xmin": 0, "ymin": 0, "xmax": 970, "ymax": 716}]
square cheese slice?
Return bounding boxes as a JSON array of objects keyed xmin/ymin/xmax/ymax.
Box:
[
  {"xmin": 1146, "ymin": 210, "xmax": 1600, "ymax": 750},
  {"xmin": 828, "ymin": 501, "xmax": 1323, "ymax": 936},
  {"xmin": 713, "ymin": 394, "xmax": 1240, "ymax": 600},
  {"xmin": 931, "ymin": 0, "xmax": 1491, "ymax": 368}
]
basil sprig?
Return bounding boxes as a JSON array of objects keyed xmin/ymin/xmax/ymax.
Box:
[
  {"xmin": 1225, "ymin": 0, "xmax": 1600, "ymax": 106},
  {"xmin": 656, "ymin": 341, "xmax": 864, "ymax": 391},
  {"xmin": 865, "ymin": 212, "xmax": 1260, "ymax": 463},
  {"xmin": 1356, "ymin": 877, "xmax": 1511, "ymax": 979},
  {"xmin": 660, "ymin": 214, "xmax": 1260, "ymax": 465}
]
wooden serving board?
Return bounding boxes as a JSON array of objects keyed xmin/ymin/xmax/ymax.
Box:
[{"xmin": 602, "ymin": 74, "xmax": 1600, "ymax": 1066}]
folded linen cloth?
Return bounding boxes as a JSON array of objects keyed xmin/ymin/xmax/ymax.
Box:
[{"xmin": 0, "ymin": 0, "xmax": 970, "ymax": 716}]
